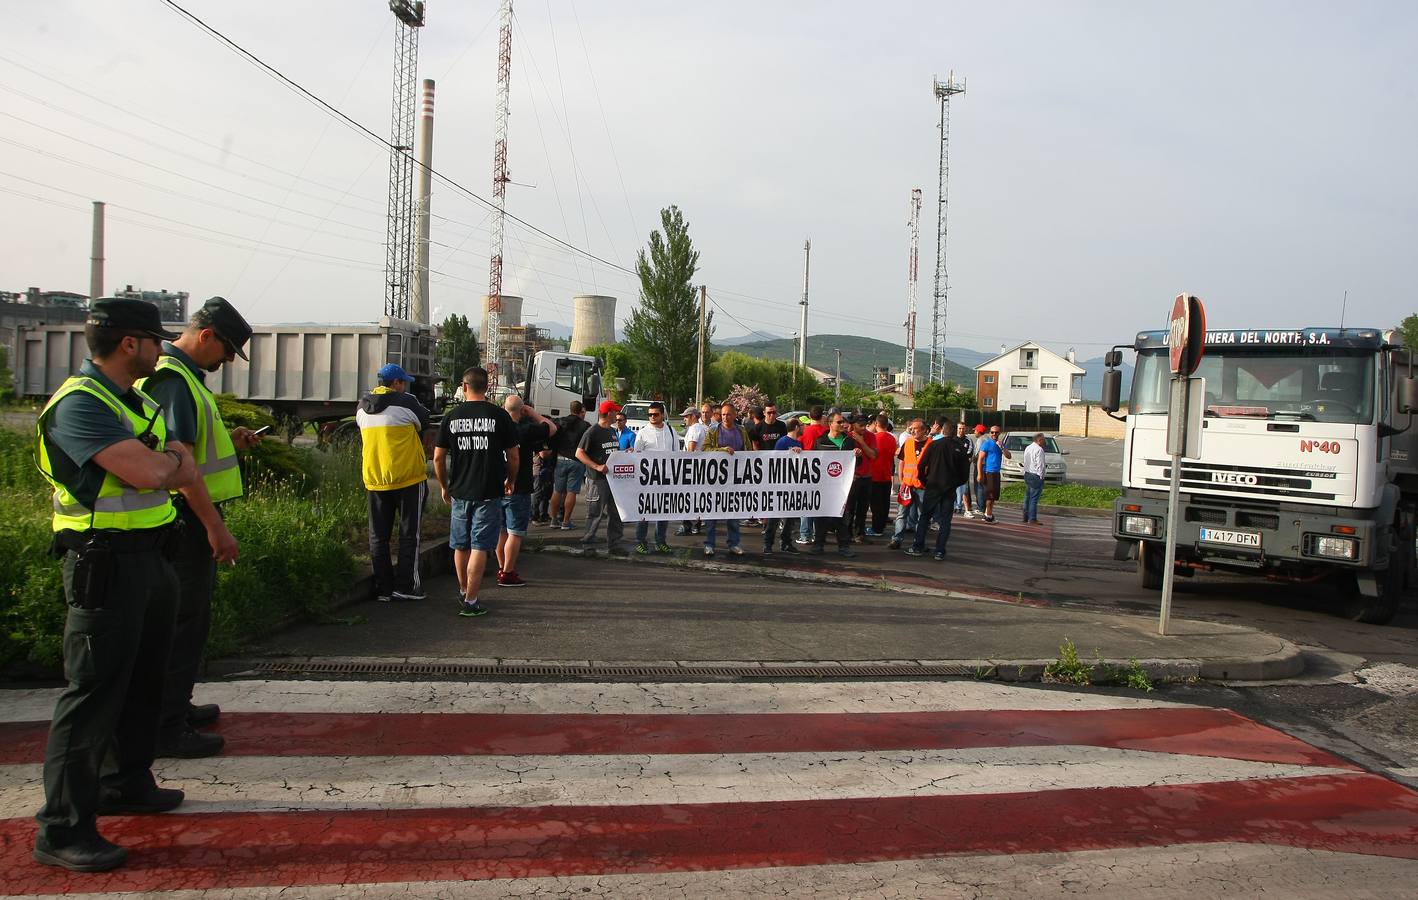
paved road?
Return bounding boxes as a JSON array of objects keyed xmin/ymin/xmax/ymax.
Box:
[
  {"xmin": 3, "ymin": 679, "xmax": 1416, "ymax": 897},
  {"xmin": 1053, "ymin": 434, "xmax": 1124, "ymax": 486}
]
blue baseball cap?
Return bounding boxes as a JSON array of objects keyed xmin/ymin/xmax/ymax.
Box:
[{"xmin": 377, "ymin": 363, "xmax": 411, "ymax": 385}]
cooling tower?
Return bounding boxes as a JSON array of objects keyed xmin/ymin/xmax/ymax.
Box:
[
  {"xmin": 480, "ymin": 295, "xmax": 522, "ymax": 341},
  {"xmin": 570, "ymin": 295, "xmax": 616, "ymax": 353}
]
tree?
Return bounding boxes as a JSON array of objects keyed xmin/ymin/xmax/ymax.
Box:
[
  {"xmin": 909, "ymin": 381, "xmax": 977, "ymax": 411},
  {"xmin": 623, "ymin": 206, "xmax": 707, "ymax": 409},
  {"xmin": 1398, "ymin": 315, "xmax": 1418, "ymax": 350},
  {"xmin": 438, "ymin": 313, "xmax": 479, "ymax": 396}
]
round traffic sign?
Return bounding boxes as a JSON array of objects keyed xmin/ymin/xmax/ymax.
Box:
[{"xmin": 1168, "ymin": 294, "xmax": 1207, "ymax": 376}]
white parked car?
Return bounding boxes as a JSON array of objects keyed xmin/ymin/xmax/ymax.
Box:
[{"xmin": 999, "ymin": 433, "xmax": 1068, "ymax": 483}]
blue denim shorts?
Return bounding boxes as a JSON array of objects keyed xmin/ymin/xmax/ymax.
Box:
[
  {"xmin": 449, "ymin": 498, "xmax": 502, "ymax": 551},
  {"xmin": 501, "ymin": 493, "xmax": 531, "ymax": 536},
  {"xmin": 554, "ymin": 456, "xmax": 586, "ymax": 493}
]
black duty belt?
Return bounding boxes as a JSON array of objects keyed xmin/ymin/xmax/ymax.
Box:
[{"xmin": 56, "ymin": 527, "xmax": 174, "ymax": 554}]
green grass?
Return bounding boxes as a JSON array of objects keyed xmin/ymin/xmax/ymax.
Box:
[
  {"xmin": 998, "ymin": 482, "xmax": 1121, "ymax": 509},
  {"xmin": 0, "ymin": 422, "xmax": 376, "ymax": 669}
]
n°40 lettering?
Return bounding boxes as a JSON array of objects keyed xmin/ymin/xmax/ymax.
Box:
[{"xmin": 1300, "ymin": 440, "xmax": 1341, "ymax": 454}]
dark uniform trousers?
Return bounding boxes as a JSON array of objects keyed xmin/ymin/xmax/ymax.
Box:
[
  {"xmin": 160, "ymin": 504, "xmax": 217, "ymax": 736},
  {"xmin": 367, "ymin": 482, "xmax": 426, "ymax": 596},
  {"xmin": 37, "ymin": 544, "xmax": 179, "ymax": 847}
]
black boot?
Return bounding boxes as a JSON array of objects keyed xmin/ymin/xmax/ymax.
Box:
[{"xmin": 33, "ymin": 835, "xmax": 128, "ymax": 872}]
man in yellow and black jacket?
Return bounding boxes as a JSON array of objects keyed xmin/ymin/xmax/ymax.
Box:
[
  {"xmin": 356, "ymin": 363, "xmax": 431, "ymax": 602},
  {"xmin": 32, "ymin": 298, "xmax": 198, "ymax": 873}
]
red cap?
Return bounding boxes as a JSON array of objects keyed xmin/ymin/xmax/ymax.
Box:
[
  {"xmin": 598, "ymin": 400, "xmax": 622, "ymax": 416},
  {"xmin": 974, "ymin": 424, "xmax": 987, "ymax": 434}
]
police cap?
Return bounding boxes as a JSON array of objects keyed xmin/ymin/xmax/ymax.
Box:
[
  {"xmin": 197, "ymin": 296, "xmax": 253, "ymax": 360},
  {"xmin": 87, "ymin": 298, "xmax": 179, "ymax": 340}
]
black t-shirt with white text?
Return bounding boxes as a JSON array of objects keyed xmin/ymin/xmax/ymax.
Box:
[
  {"xmin": 578, "ymin": 423, "xmax": 619, "ymax": 474},
  {"xmin": 749, "ymin": 420, "xmax": 787, "ymax": 450},
  {"xmin": 512, "ymin": 419, "xmax": 550, "ymax": 495},
  {"xmin": 436, "ymin": 400, "xmax": 519, "ymax": 501}
]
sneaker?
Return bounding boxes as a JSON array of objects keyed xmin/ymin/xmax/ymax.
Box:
[
  {"xmin": 392, "ymin": 589, "xmax": 427, "ymax": 601},
  {"xmin": 780, "ymin": 542, "xmax": 800, "ymax": 554},
  {"xmin": 459, "ymin": 598, "xmax": 488, "ymax": 617},
  {"xmin": 904, "ymin": 546, "xmax": 924, "ymax": 557},
  {"xmin": 837, "ymin": 547, "xmax": 857, "ymax": 558},
  {"xmin": 794, "ymin": 537, "xmax": 812, "ymax": 545},
  {"xmin": 497, "ymin": 570, "xmax": 526, "ymax": 587},
  {"xmin": 864, "ymin": 528, "xmax": 880, "ymax": 537},
  {"xmin": 635, "ymin": 543, "xmax": 651, "ymax": 555},
  {"xmin": 762, "ymin": 545, "xmax": 775, "ymax": 556},
  {"xmin": 375, "ymin": 594, "xmax": 393, "ymax": 603},
  {"xmin": 656, "ymin": 543, "xmax": 673, "ymax": 554},
  {"xmin": 933, "ymin": 552, "xmax": 947, "ymax": 561},
  {"xmin": 675, "ymin": 527, "xmax": 690, "ymax": 536},
  {"xmin": 703, "ymin": 547, "xmax": 715, "ymax": 558},
  {"xmin": 984, "ymin": 515, "xmax": 996, "ymax": 524},
  {"xmin": 889, "ymin": 539, "xmax": 901, "ymax": 550},
  {"xmin": 729, "ymin": 546, "xmax": 744, "ymax": 556}
]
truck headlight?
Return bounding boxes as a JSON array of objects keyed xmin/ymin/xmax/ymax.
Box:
[
  {"xmin": 1308, "ymin": 535, "xmax": 1358, "ymax": 560},
  {"xmin": 1122, "ymin": 515, "xmax": 1157, "ymax": 537}
]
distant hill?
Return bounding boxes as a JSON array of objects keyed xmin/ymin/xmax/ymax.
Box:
[
  {"xmin": 717, "ymin": 330, "xmax": 786, "ymax": 346},
  {"xmin": 716, "ymin": 334, "xmax": 975, "ymax": 387}
]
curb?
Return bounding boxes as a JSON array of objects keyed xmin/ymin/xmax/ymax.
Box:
[
  {"xmin": 213, "ymin": 650, "xmax": 1302, "ymax": 685},
  {"xmin": 992, "ymin": 502, "xmax": 1113, "ymax": 519}
]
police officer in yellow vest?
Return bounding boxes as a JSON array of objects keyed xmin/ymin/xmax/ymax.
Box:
[
  {"xmin": 32, "ymin": 298, "xmax": 198, "ymax": 873},
  {"xmin": 138, "ymin": 297, "xmax": 260, "ymax": 760}
]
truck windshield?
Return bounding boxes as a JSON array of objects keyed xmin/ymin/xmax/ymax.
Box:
[{"xmin": 1131, "ymin": 348, "xmax": 1375, "ymax": 424}]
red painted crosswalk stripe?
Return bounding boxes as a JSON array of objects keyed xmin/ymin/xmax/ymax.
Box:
[
  {"xmin": 0, "ymin": 707, "xmax": 1358, "ymax": 767},
  {"xmin": 2, "ymin": 773, "xmax": 1416, "ymax": 895}
]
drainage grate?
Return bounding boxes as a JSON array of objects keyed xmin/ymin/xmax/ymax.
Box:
[{"xmin": 248, "ymin": 661, "xmax": 976, "ymax": 680}]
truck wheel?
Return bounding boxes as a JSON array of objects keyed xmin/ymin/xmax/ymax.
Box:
[
  {"xmin": 1138, "ymin": 541, "xmax": 1164, "ymax": 590},
  {"xmin": 1343, "ymin": 522, "xmax": 1411, "ymax": 625}
]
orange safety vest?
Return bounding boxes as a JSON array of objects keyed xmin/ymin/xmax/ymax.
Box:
[{"xmin": 900, "ymin": 439, "xmax": 925, "ymax": 489}]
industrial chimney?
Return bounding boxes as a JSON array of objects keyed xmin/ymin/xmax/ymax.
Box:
[
  {"xmin": 410, "ymin": 79, "xmax": 435, "ymax": 325},
  {"xmin": 570, "ymin": 295, "xmax": 616, "ymax": 353},
  {"xmin": 89, "ymin": 201, "xmax": 105, "ymax": 302}
]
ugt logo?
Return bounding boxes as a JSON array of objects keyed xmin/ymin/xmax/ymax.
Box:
[{"xmin": 826, "ymin": 461, "xmax": 843, "ymax": 478}]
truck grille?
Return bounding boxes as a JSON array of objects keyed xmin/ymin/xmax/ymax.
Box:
[
  {"xmin": 1237, "ymin": 511, "xmax": 1280, "ymax": 530},
  {"xmin": 1186, "ymin": 507, "xmax": 1227, "ymax": 524},
  {"xmin": 1143, "ymin": 459, "xmax": 1339, "ymax": 501}
]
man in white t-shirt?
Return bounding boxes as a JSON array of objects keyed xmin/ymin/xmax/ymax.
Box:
[
  {"xmin": 676, "ymin": 407, "xmax": 707, "ymax": 536},
  {"xmin": 632, "ymin": 402, "xmax": 678, "ymax": 553}
]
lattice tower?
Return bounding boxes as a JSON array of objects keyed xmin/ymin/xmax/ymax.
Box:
[
  {"xmin": 384, "ymin": 1, "xmax": 425, "ymax": 320},
  {"xmin": 930, "ymin": 72, "xmax": 965, "ymax": 383},
  {"xmin": 904, "ymin": 188, "xmax": 922, "ymax": 394},
  {"xmin": 486, "ymin": 0, "xmax": 514, "ymax": 393}
]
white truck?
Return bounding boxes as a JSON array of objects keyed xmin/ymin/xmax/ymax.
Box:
[
  {"xmin": 512, "ymin": 349, "xmax": 604, "ymax": 420},
  {"xmin": 1102, "ymin": 326, "xmax": 1418, "ymax": 624}
]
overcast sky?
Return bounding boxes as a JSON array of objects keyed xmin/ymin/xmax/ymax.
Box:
[{"xmin": 2, "ymin": 1, "xmax": 1415, "ymax": 357}]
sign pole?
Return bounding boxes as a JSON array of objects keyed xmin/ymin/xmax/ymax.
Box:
[{"xmin": 1159, "ymin": 372, "xmax": 1186, "ymax": 636}]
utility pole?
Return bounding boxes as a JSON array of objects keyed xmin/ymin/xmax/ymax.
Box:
[
  {"xmin": 834, "ymin": 348, "xmax": 843, "ymax": 404},
  {"xmin": 929, "ymin": 72, "xmax": 966, "ymax": 384},
  {"xmin": 486, "ymin": 0, "xmax": 513, "ymax": 394},
  {"xmin": 384, "ymin": 0, "xmax": 424, "ymax": 321},
  {"xmin": 696, "ymin": 285, "xmax": 707, "ymax": 405},
  {"xmin": 799, "ymin": 239, "xmax": 810, "ymax": 369},
  {"xmin": 904, "ymin": 188, "xmax": 921, "ymax": 396},
  {"xmin": 89, "ymin": 201, "xmax": 105, "ymax": 302}
]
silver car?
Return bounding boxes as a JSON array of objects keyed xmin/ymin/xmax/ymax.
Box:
[{"xmin": 999, "ymin": 433, "xmax": 1068, "ymax": 483}]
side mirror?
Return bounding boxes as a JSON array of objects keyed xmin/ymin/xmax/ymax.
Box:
[
  {"xmin": 588, "ymin": 372, "xmax": 603, "ymax": 397},
  {"xmin": 1101, "ymin": 369, "xmax": 1122, "ymax": 413},
  {"xmin": 1401, "ymin": 377, "xmax": 1418, "ymax": 415},
  {"xmin": 1104, "ymin": 349, "xmax": 1122, "ymax": 368},
  {"xmin": 614, "ymin": 377, "xmax": 630, "ymax": 394}
]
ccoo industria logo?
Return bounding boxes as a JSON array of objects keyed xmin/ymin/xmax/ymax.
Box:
[{"xmin": 611, "ymin": 464, "xmax": 636, "ymax": 479}]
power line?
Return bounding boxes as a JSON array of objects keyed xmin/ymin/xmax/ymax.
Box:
[{"xmin": 158, "ymin": 0, "xmax": 639, "ymax": 280}]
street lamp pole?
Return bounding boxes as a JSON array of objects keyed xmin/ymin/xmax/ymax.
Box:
[{"xmin": 834, "ymin": 348, "xmax": 843, "ymax": 404}]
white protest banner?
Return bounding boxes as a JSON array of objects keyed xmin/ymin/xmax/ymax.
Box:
[{"xmin": 606, "ymin": 450, "xmax": 858, "ymax": 522}]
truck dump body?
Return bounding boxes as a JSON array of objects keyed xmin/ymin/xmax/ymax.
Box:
[{"xmin": 12, "ymin": 316, "xmax": 438, "ymax": 422}]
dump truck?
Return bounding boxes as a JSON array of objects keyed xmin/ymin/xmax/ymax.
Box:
[{"xmin": 1102, "ymin": 326, "xmax": 1418, "ymax": 624}]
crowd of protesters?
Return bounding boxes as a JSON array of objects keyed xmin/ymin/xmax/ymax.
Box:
[{"xmin": 367, "ymin": 364, "xmax": 1048, "ymax": 619}]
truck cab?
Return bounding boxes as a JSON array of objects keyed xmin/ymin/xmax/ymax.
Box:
[
  {"xmin": 1103, "ymin": 327, "xmax": 1418, "ymax": 624},
  {"xmin": 519, "ymin": 350, "xmax": 604, "ymax": 419}
]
